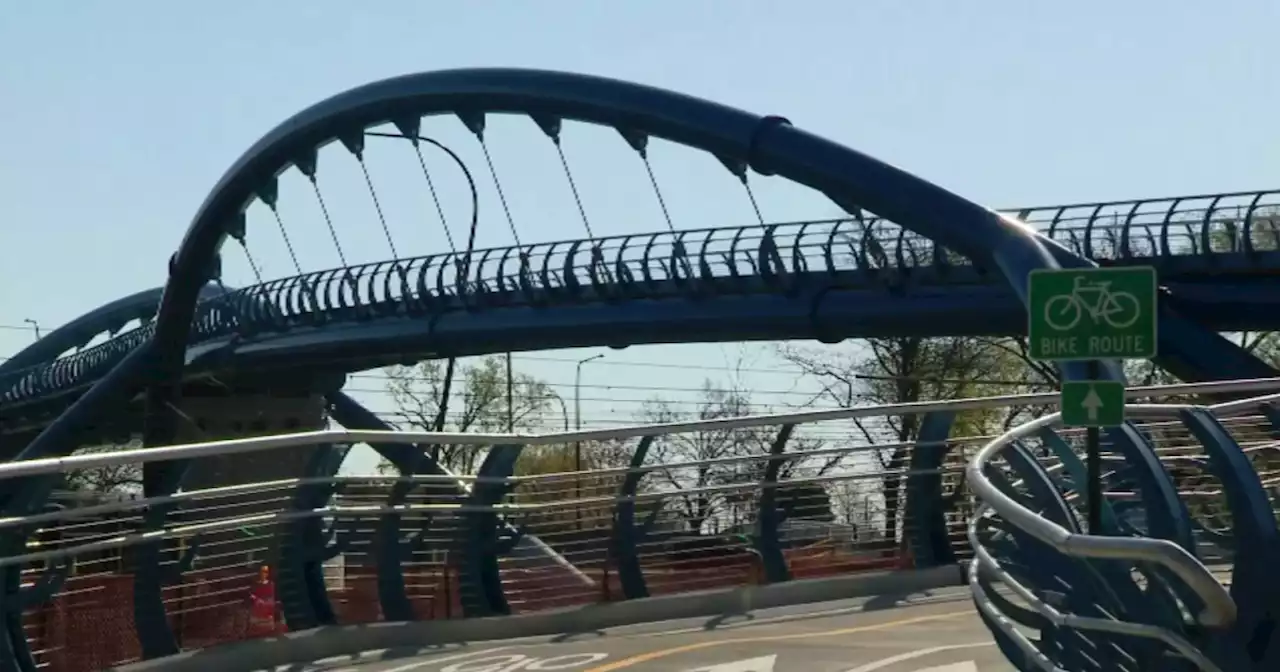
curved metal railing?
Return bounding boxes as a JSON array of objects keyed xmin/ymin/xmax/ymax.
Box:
[
  {"xmin": 968, "ymin": 391, "xmax": 1280, "ymax": 671},
  {"xmin": 5, "ymin": 378, "xmax": 1280, "ymax": 669},
  {"xmin": 2, "ymin": 189, "xmax": 1279, "ymax": 409}
]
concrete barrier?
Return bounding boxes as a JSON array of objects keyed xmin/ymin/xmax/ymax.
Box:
[{"xmin": 111, "ymin": 564, "xmax": 963, "ymax": 672}]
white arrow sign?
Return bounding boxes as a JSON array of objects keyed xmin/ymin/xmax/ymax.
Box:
[
  {"xmin": 685, "ymin": 654, "xmax": 776, "ymax": 671},
  {"xmin": 1082, "ymin": 385, "xmax": 1103, "ymax": 422}
]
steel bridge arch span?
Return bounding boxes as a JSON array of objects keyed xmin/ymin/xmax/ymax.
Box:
[
  {"xmin": 9, "ymin": 67, "xmax": 1217, "ymax": 660},
  {"xmin": 91, "ymin": 68, "xmax": 1094, "ymax": 458},
  {"xmin": 32, "ymin": 68, "xmax": 1280, "ymax": 467}
]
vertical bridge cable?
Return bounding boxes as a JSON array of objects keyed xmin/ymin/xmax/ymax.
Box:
[
  {"xmin": 236, "ymin": 242, "xmax": 264, "ymax": 284},
  {"xmin": 226, "ymin": 214, "xmax": 265, "ymax": 284},
  {"xmin": 294, "ymin": 151, "xmax": 354, "ymax": 292},
  {"xmin": 308, "ymin": 175, "xmax": 352, "ymax": 270},
  {"xmin": 341, "ymin": 134, "xmax": 400, "ymax": 261},
  {"xmin": 534, "ymin": 117, "xmax": 609, "ymax": 285},
  {"xmin": 474, "ymin": 133, "xmax": 523, "ymax": 249},
  {"xmin": 272, "ymin": 206, "xmax": 306, "ymax": 275},
  {"xmin": 536, "ymin": 123, "xmax": 597, "ymax": 241},
  {"xmin": 741, "ymin": 173, "xmax": 767, "ymax": 226},
  {"xmin": 622, "ymin": 130, "xmax": 690, "ymax": 284},
  {"xmin": 408, "ymin": 136, "xmax": 458, "ymax": 254},
  {"xmin": 620, "ymin": 127, "xmax": 676, "ymax": 234},
  {"xmin": 554, "ymin": 142, "xmax": 596, "ymax": 241},
  {"xmin": 255, "ymin": 184, "xmax": 304, "ymax": 276},
  {"xmin": 642, "ymin": 151, "xmax": 677, "ymax": 234}
]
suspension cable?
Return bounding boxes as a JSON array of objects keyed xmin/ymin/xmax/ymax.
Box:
[
  {"xmin": 308, "ymin": 176, "xmax": 351, "ymax": 269},
  {"xmin": 553, "ymin": 142, "xmax": 596, "ymax": 240},
  {"xmin": 476, "ymin": 140, "xmax": 523, "ymax": 248},
  {"xmin": 742, "ymin": 177, "xmax": 767, "ymax": 225},
  {"xmin": 268, "ymin": 207, "xmax": 304, "ymax": 276},
  {"xmin": 641, "ymin": 152, "xmax": 677, "ymax": 233},
  {"xmin": 356, "ymin": 158, "xmax": 399, "ymax": 260},
  {"xmin": 412, "ymin": 144, "xmax": 457, "ymax": 253},
  {"xmin": 236, "ymin": 241, "xmax": 264, "ymax": 284}
]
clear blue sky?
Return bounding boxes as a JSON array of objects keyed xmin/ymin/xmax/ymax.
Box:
[{"xmin": 2, "ymin": 2, "xmax": 1277, "ymax": 473}]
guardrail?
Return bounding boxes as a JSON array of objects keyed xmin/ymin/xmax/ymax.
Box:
[
  {"xmin": 6, "ymin": 377, "xmax": 1280, "ymax": 671},
  {"xmin": 968, "ymin": 389, "xmax": 1280, "ymax": 671}
]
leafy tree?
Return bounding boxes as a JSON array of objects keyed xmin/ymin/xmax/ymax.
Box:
[{"xmin": 381, "ymin": 355, "xmax": 554, "ymax": 474}]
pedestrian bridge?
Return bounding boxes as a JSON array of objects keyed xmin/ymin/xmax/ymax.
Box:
[{"xmin": 4, "ymin": 67, "xmax": 1280, "ymax": 671}]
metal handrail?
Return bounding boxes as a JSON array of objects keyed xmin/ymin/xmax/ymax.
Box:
[
  {"xmin": 3, "ymin": 190, "xmax": 1277, "ymax": 407},
  {"xmin": 967, "ymin": 508, "xmax": 1224, "ymax": 672},
  {"xmin": 969, "ymin": 413, "xmax": 1235, "ymax": 627},
  {"xmin": 6, "ymin": 377, "xmax": 1280, "ymax": 481},
  {"xmin": 964, "ymin": 388, "xmax": 1280, "ymax": 669}
]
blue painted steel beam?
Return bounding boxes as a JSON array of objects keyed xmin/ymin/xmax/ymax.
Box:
[
  {"xmin": 456, "ymin": 444, "xmax": 524, "ymax": 618},
  {"xmin": 7, "ymin": 276, "xmax": 1280, "ymax": 424},
  {"xmin": 903, "ymin": 411, "xmax": 956, "ymax": 568},
  {"xmin": 1178, "ymin": 409, "xmax": 1280, "ymax": 670},
  {"xmin": 611, "ymin": 435, "xmax": 656, "ymax": 600},
  {"xmin": 277, "ymin": 444, "xmax": 349, "ymax": 630}
]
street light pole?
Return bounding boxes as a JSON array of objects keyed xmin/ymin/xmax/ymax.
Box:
[
  {"xmin": 573, "ymin": 354, "xmax": 604, "ymax": 471},
  {"xmin": 573, "ymin": 354, "xmax": 603, "ymax": 531},
  {"xmin": 23, "ymin": 319, "xmax": 41, "ymax": 341}
]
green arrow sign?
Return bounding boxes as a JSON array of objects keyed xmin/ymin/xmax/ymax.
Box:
[
  {"xmin": 1061, "ymin": 380, "xmax": 1125, "ymax": 427},
  {"xmin": 1028, "ymin": 267, "xmax": 1157, "ymax": 361}
]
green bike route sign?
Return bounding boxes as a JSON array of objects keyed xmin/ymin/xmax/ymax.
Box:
[
  {"xmin": 1027, "ymin": 266, "xmax": 1158, "ymax": 362},
  {"xmin": 1060, "ymin": 380, "xmax": 1126, "ymax": 427}
]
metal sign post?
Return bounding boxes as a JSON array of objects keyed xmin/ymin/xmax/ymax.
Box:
[{"xmin": 1028, "ymin": 266, "xmax": 1157, "ymax": 534}]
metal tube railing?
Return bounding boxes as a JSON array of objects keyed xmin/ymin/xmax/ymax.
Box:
[
  {"xmin": 7, "ymin": 377, "xmax": 1280, "ymax": 481},
  {"xmin": 965, "ymin": 387, "xmax": 1280, "ymax": 670},
  {"xmin": 968, "ymin": 412, "xmax": 1236, "ymax": 627}
]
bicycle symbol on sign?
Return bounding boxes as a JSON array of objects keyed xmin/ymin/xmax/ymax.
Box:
[{"xmin": 1044, "ymin": 275, "xmax": 1141, "ymax": 331}]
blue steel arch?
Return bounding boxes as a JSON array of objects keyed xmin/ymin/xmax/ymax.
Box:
[
  {"xmin": 20, "ymin": 68, "xmax": 1087, "ymax": 464},
  {"xmin": 0, "ymin": 287, "xmax": 212, "ymax": 378},
  {"xmin": 7, "ymin": 69, "xmax": 1270, "ymax": 662},
  {"xmin": 11, "ymin": 68, "xmax": 1090, "ymax": 660}
]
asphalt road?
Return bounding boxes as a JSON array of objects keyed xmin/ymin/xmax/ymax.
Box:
[{"xmin": 278, "ymin": 587, "xmax": 1013, "ymax": 672}]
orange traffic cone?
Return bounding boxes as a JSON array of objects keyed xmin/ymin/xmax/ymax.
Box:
[{"xmin": 246, "ymin": 565, "xmax": 282, "ymax": 637}]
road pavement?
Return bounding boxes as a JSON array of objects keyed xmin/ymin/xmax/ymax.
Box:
[{"xmin": 277, "ymin": 587, "xmax": 1013, "ymax": 672}]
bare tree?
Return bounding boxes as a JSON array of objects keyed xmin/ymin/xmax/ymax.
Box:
[
  {"xmin": 778, "ymin": 336, "xmax": 1031, "ymax": 542},
  {"xmin": 60, "ymin": 441, "xmax": 144, "ymax": 496},
  {"xmin": 632, "ymin": 380, "xmax": 835, "ymax": 534},
  {"xmin": 381, "ymin": 355, "xmax": 553, "ymax": 474}
]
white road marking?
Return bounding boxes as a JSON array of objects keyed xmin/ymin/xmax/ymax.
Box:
[
  {"xmin": 684, "ymin": 654, "xmax": 777, "ymax": 671},
  {"xmin": 842, "ymin": 642, "xmax": 992, "ymax": 672},
  {"xmin": 377, "ymin": 646, "xmax": 516, "ymax": 672}
]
